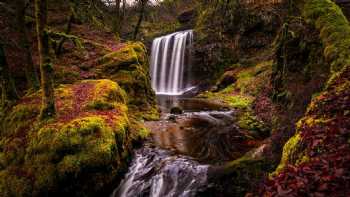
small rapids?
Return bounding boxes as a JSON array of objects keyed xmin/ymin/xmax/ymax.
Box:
[{"xmin": 111, "ymin": 146, "xmax": 209, "ymax": 197}]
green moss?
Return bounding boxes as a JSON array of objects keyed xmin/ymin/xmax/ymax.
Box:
[
  {"xmin": 199, "ymin": 61, "xmax": 271, "ymax": 111},
  {"xmin": 235, "ymin": 61, "xmax": 272, "ymax": 96},
  {"xmin": 303, "ymin": 0, "xmax": 350, "ymax": 75},
  {"xmin": 221, "ymin": 152, "xmax": 276, "ymax": 196},
  {"xmin": 55, "ymin": 68, "xmax": 80, "ymax": 84},
  {"xmin": 200, "ymin": 86, "xmax": 253, "ymax": 110},
  {"xmin": 274, "ymin": 133, "xmax": 302, "ymax": 175},
  {"xmin": 87, "ymin": 101, "xmax": 115, "ymax": 110},
  {"xmin": 98, "ymin": 45, "xmax": 139, "ymax": 71},
  {"xmin": 1, "ymin": 104, "xmax": 40, "ymax": 137},
  {"xmin": 127, "ymin": 42, "xmax": 147, "ymax": 67},
  {"xmin": 143, "ymin": 21, "xmax": 181, "ymax": 41},
  {"xmin": 0, "ymin": 170, "xmax": 32, "ymax": 196},
  {"xmin": 20, "ymin": 115, "xmax": 129, "ymax": 196},
  {"xmin": 97, "ymin": 43, "xmax": 159, "ymax": 121},
  {"xmin": 86, "ymin": 79, "xmax": 127, "ymax": 110},
  {"xmin": 138, "ymin": 127, "xmax": 150, "ymax": 139},
  {"xmin": 225, "ymin": 95, "xmax": 253, "ymax": 109},
  {"xmin": 237, "ymin": 111, "xmax": 269, "ymax": 138}
]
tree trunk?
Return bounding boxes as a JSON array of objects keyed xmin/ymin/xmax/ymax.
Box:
[
  {"xmin": 0, "ymin": 42, "xmax": 18, "ymax": 105},
  {"xmin": 15, "ymin": 0, "xmax": 40, "ymax": 90},
  {"xmin": 113, "ymin": 0, "xmax": 121, "ymax": 34},
  {"xmin": 122, "ymin": 0, "xmax": 126, "ymax": 20},
  {"xmin": 56, "ymin": 0, "xmax": 76, "ymax": 56},
  {"xmin": 133, "ymin": 0, "xmax": 147, "ymax": 40},
  {"xmin": 35, "ymin": 0, "xmax": 56, "ymax": 119}
]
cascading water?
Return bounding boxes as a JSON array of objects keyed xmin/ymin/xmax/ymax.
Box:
[
  {"xmin": 111, "ymin": 110, "xmax": 242, "ymax": 197},
  {"xmin": 150, "ymin": 30, "xmax": 194, "ymax": 95},
  {"xmin": 112, "ymin": 146, "xmax": 208, "ymax": 197}
]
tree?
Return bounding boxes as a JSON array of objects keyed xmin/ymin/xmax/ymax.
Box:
[
  {"xmin": 0, "ymin": 42, "xmax": 18, "ymax": 106},
  {"xmin": 55, "ymin": 0, "xmax": 78, "ymax": 55},
  {"xmin": 133, "ymin": 0, "xmax": 148, "ymax": 40},
  {"xmin": 113, "ymin": 0, "xmax": 122, "ymax": 34},
  {"xmin": 35, "ymin": 0, "xmax": 56, "ymax": 119},
  {"xmin": 15, "ymin": 0, "xmax": 40, "ymax": 90}
]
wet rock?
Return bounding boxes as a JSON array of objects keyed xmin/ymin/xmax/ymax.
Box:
[
  {"xmin": 214, "ymin": 71, "xmax": 237, "ymax": 92},
  {"xmin": 168, "ymin": 115, "xmax": 177, "ymax": 122},
  {"xmin": 177, "ymin": 9, "xmax": 196, "ymax": 24},
  {"xmin": 170, "ymin": 106, "xmax": 183, "ymax": 114}
]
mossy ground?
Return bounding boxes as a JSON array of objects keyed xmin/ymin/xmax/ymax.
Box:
[{"xmin": 0, "ymin": 79, "xmax": 148, "ymax": 197}]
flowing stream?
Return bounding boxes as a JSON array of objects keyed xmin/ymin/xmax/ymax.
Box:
[
  {"xmin": 111, "ymin": 31, "xmax": 236, "ymax": 197},
  {"xmin": 112, "ymin": 146, "xmax": 209, "ymax": 197}
]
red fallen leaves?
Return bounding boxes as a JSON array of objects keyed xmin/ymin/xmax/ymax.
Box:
[
  {"xmin": 260, "ymin": 114, "xmax": 350, "ymax": 196},
  {"xmin": 262, "ymin": 150, "xmax": 350, "ymax": 196},
  {"xmin": 260, "ymin": 65, "xmax": 350, "ymax": 196},
  {"xmin": 55, "ymin": 82, "xmax": 95, "ymax": 124},
  {"xmin": 55, "ymin": 81, "xmax": 122, "ymax": 127}
]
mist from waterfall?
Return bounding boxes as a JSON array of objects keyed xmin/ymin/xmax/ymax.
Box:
[{"xmin": 150, "ymin": 30, "xmax": 194, "ymax": 95}]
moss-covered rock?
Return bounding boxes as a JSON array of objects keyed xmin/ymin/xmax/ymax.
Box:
[
  {"xmin": 0, "ymin": 79, "xmax": 147, "ymax": 197},
  {"xmin": 97, "ymin": 42, "xmax": 159, "ymax": 121},
  {"xmin": 204, "ymin": 145, "xmax": 276, "ymax": 197}
]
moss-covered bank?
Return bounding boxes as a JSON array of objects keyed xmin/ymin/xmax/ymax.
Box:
[
  {"xmin": 97, "ymin": 42, "xmax": 159, "ymax": 121},
  {"xmin": 0, "ymin": 79, "xmax": 147, "ymax": 197},
  {"xmin": 262, "ymin": 0, "xmax": 350, "ymax": 195}
]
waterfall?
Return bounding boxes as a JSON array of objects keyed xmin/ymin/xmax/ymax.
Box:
[{"xmin": 150, "ymin": 30, "xmax": 194, "ymax": 95}]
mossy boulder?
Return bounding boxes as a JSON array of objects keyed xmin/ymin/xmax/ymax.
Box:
[
  {"xmin": 97, "ymin": 42, "xmax": 159, "ymax": 121},
  {"xmin": 0, "ymin": 79, "xmax": 146, "ymax": 197}
]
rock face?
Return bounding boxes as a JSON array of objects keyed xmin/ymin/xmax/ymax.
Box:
[
  {"xmin": 97, "ymin": 42, "xmax": 159, "ymax": 120},
  {"xmin": 0, "ymin": 80, "xmax": 146, "ymax": 197}
]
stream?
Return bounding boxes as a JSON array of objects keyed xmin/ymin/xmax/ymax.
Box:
[
  {"xmin": 111, "ymin": 30, "xmax": 243, "ymax": 197},
  {"xmin": 111, "ymin": 95, "xmax": 252, "ymax": 197},
  {"xmin": 112, "ymin": 146, "xmax": 209, "ymax": 197}
]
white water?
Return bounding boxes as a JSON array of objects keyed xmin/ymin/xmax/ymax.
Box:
[
  {"xmin": 150, "ymin": 30, "xmax": 194, "ymax": 95},
  {"xmin": 112, "ymin": 146, "xmax": 208, "ymax": 197}
]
